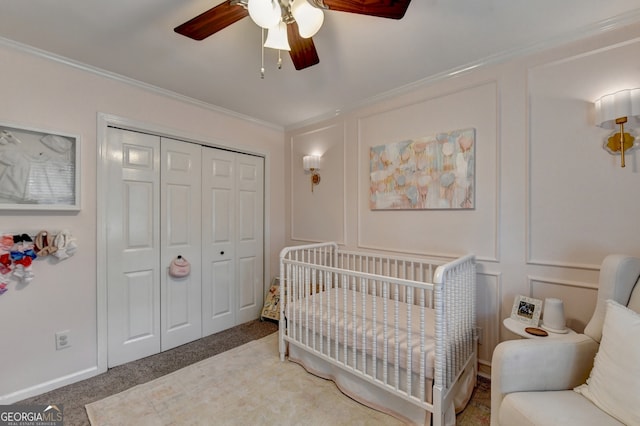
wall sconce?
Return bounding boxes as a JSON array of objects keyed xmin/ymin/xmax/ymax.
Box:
[
  {"xmin": 595, "ymin": 88, "xmax": 640, "ymax": 167},
  {"xmin": 302, "ymin": 155, "xmax": 321, "ymax": 192}
]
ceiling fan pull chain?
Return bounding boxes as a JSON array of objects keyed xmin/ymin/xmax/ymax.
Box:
[
  {"xmin": 278, "ymin": 50, "xmax": 283, "ymax": 69},
  {"xmin": 261, "ymin": 28, "xmax": 265, "ymax": 79}
]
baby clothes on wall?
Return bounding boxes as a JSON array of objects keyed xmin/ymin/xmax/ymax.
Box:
[
  {"xmin": 0, "ymin": 230, "xmax": 77, "ymax": 295},
  {"xmin": 0, "ymin": 128, "xmax": 75, "ymax": 205},
  {"xmin": 1, "ymin": 233, "xmax": 37, "ymax": 284},
  {"xmin": 0, "ymin": 130, "xmax": 22, "ymax": 145}
]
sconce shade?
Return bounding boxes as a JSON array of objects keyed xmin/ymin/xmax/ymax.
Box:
[
  {"xmin": 303, "ymin": 155, "xmax": 321, "ymax": 170},
  {"xmin": 595, "ymin": 88, "xmax": 640, "ymax": 128},
  {"xmin": 303, "ymin": 155, "xmax": 321, "ymax": 192},
  {"xmin": 264, "ymin": 21, "xmax": 291, "ymax": 51},
  {"xmin": 291, "ymin": 0, "xmax": 325, "ymax": 38},
  {"xmin": 248, "ymin": 0, "xmax": 282, "ymax": 29},
  {"xmin": 595, "ymin": 88, "xmax": 640, "ymax": 167}
]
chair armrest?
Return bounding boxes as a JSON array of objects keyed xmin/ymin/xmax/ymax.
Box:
[{"xmin": 490, "ymin": 334, "xmax": 599, "ymax": 425}]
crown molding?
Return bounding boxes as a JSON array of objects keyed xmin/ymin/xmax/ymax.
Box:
[
  {"xmin": 0, "ymin": 36, "xmax": 283, "ymax": 132},
  {"xmin": 3, "ymin": 7, "xmax": 639, "ymax": 134},
  {"xmin": 286, "ymin": 9, "xmax": 640, "ymax": 131}
]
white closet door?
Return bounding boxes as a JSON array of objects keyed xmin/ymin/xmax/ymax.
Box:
[
  {"xmin": 105, "ymin": 126, "xmax": 265, "ymax": 364},
  {"xmin": 201, "ymin": 148, "xmax": 236, "ymax": 335},
  {"xmin": 235, "ymin": 153, "xmax": 264, "ymax": 324},
  {"xmin": 201, "ymin": 149, "xmax": 264, "ymax": 335},
  {"xmin": 106, "ymin": 128, "xmax": 161, "ymax": 367},
  {"xmin": 160, "ymin": 138, "xmax": 202, "ymax": 351}
]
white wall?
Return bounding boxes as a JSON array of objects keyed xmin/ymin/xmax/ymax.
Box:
[
  {"xmin": 0, "ymin": 42, "xmax": 285, "ymax": 402},
  {"xmin": 286, "ymin": 22, "xmax": 640, "ymax": 374}
]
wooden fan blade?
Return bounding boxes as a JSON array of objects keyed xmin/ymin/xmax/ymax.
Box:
[
  {"xmin": 287, "ymin": 22, "xmax": 320, "ymax": 70},
  {"xmin": 322, "ymin": 0, "xmax": 412, "ymax": 19},
  {"xmin": 174, "ymin": 1, "xmax": 249, "ymax": 41}
]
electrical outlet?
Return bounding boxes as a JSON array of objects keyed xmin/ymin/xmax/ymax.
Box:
[{"xmin": 55, "ymin": 330, "xmax": 71, "ymax": 350}]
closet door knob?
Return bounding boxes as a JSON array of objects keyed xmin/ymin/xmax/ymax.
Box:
[{"xmin": 220, "ymin": 251, "xmax": 225, "ymax": 255}]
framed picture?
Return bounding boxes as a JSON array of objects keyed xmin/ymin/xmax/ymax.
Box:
[
  {"xmin": 510, "ymin": 295, "xmax": 543, "ymax": 326},
  {"xmin": 0, "ymin": 122, "xmax": 80, "ymax": 210},
  {"xmin": 261, "ymin": 277, "xmax": 281, "ymax": 322},
  {"xmin": 369, "ymin": 127, "xmax": 475, "ymax": 210}
]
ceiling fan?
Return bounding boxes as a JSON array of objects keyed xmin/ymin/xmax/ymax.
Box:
[{"xmin": 174, "ymin": 0, "xmax": 412, "ymax": 72}]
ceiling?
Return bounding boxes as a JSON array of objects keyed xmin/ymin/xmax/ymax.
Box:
[{"xmin": 1, "ymin": 1, "xmax": 640, "ymax": 129}]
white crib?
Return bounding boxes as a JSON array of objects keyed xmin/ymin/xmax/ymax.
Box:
[{"xmin": 278, "ymin": 242, "xmax": 477, "ymax": 426}]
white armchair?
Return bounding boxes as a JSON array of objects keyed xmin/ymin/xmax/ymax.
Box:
[{"xmin": 491, "ymin": 254, "xmax": 640, "ymax": 426}]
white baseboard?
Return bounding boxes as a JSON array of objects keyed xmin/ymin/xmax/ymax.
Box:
[
  {"xmin": 0, "ymin": 366, "xmax": 103, "ymax": 405},
  {"xmin": 478, "ymin": 359, "xmax": 491, "ymax": 379}
]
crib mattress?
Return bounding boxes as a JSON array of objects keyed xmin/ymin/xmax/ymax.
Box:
[{"xmin": 287, "ymin": 287, "xmax": 437, "ymax": 379}]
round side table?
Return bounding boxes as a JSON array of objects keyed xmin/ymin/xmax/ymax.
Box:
[{"xmin": 503, "ymin": 317, "xmax": 576, "ymax": 339}]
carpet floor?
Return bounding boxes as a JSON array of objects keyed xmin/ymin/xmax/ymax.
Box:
[{"xmin": 17, "ymin": 320, "xmax": 490, "ymax": 425}]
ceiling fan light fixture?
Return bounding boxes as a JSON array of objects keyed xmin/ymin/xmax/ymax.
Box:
[
  {"xmin": 291, "ymin": 0, "xmax": 324, "ymax": 38},
  {"xmin": 248, "ymin": 0, "xmax": 282, "ymax": 29},
  {"xmin": 264, "ymin": 20, "xmax": 291, "ymax": 51}
]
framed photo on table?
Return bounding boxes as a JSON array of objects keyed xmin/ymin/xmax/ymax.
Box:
[
  {"xmin": 0, "ymin": 122, "xmax": 80, "ymax": 211},
  {"xmin": 510, "ymin": 295, "xmax": 543, "ymax": 326}
]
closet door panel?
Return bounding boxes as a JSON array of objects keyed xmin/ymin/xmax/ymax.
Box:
[
  {"xmin": 163, "ymin": 183, "xmax": 194, "ymax": 336},
  {"xmin": 160, "ymin": 138, "xmax": 202, "ymax": 351},
  {"xmin": 235, "ymin": 154, "xmax": 264, "ymax": 324},
  {"xmin": 238, "ymin": 256, "xmax": 257, "ymax": 309},
  {"xmin": 202, "ymin": 148, "xmax": 236, "ymax": 335},
  {"xmin": 122, "ymin": 181, "xmax": 156, "ymax": 338},
  {"xmin": 239, "ymin": 191, "xmax": 256, "ymax": 240},
  {"xmin": 107, "ymin": 128, "xmax": 161, "ymax": 368},
  {"xmin": 124, "ymin": 271, "xmax": 155, "ymax": 338},
  {"xmin": 211, "ymin": 259, "xmax": 233, "ymax": 315},
  {"xmin": 212, "ymin": 190, "xmax": 232, "ymax": 243},
  {"xmin": 166, "ymin": 186, "xmax": 190, "ymax": 244}
]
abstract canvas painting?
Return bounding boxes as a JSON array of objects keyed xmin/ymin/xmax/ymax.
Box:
[{"xmin": 369, "ymin": 128, "xmax": 475, "ymax": 210}]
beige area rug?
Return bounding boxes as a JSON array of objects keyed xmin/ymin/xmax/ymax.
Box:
[{"xmin": 86, "ymin": 333, "xmax": 404, "ymax": 425}]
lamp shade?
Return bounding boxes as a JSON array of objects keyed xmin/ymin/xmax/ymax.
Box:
[
  {"xmin": 291, "ymin": 0, "xmax": 324, "ymax": 38},
  {"xmin": 248, "ymin": 0, "xmax": 281, "ymax": 29},
  {"xmin": 303, "ymin": 155, "xmax": 321, "ymax": 170},
  {"xmin": 542, "ymin": 298, "xmax": 567, "ymax": 333},
  {"xmin": 595, "ymin": 88, "xmax": 640, "ymax": 129},
  {"xmin": 264, "ymin": 21, "xmax": 290, "ymax": 51}
]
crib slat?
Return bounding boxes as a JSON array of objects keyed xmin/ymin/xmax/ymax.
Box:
[
  {"xmin": 394, "ymin": 283, "xmax": 400, "ymax": 391},
  {"xmin": 383, "ymin": 282, "xmax": 388, "ymax": 385},
  {"xmin": 407, "ymin": 284, "xmax": 412, "ymax": 396},
  {"xmin": 351, "ymin": 274, "xmax": 357, "ymax": 368},
  {"xmin": 342, "ymin": 273, "xmax": 348, "ymax": 364},
  {"xmin": 361, "ymin": 277, "xmax": 367, "ymax": 373}
]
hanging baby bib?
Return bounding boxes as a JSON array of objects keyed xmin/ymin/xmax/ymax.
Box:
[{"xmin": 169, "ymin": 255, "xmax": 191, "ymax": 278}]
